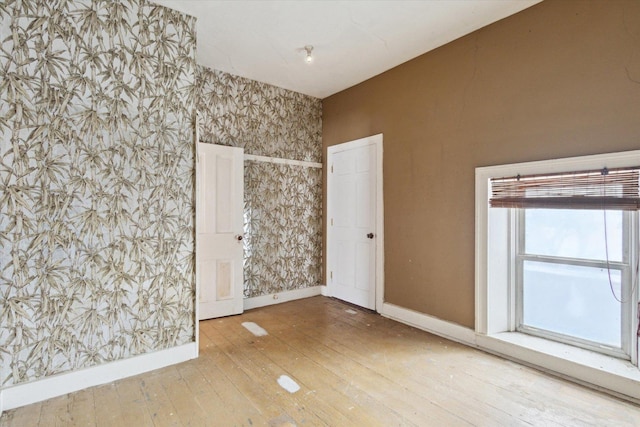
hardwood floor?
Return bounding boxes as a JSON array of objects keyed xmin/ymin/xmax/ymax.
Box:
[{"xmin": 2, "ymin": 296, "xmax": 639, "ymax": 426}]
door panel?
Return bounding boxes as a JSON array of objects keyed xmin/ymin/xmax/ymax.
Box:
[
  {"xmin": 197, "ymin": 143, "xmax": 244, "ymax": 320},
  {"xmin": 216, "ymin": 260, "xmax": 233, "ymax": 299},
  {"xmin": 215, "ymin": 156, "xmax": 233, "ymax": 232},
  {"xmin": 355, "ymin": 242, "xmax": 370, "ymax": 291},
  {"xmin": 356, "ymin": 178, "xmax": 370, "ymax": 227}
]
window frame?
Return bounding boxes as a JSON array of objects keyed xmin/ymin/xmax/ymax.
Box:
[
  {"xmin": 512, "ymin": 208, "xmax": 635, "ymax": 359},
  {"xmin": 476, "ymin": 150, "xmax": 640, "ymax": 366}
]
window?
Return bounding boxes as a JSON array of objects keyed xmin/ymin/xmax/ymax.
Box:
[
  {"xmin": 476, "ymin": 151, "xmax": 640, "ymax": 399},
  {"xmin": 516, "ymin": 208, "xmax": 633, "ymax": 358},
  {"xmin": 488, "ymin": 165, "xmax": 639, "ymax": 360}
]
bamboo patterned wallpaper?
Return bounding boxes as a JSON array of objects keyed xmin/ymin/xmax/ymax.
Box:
[
  {"xmin": 243, "ymin": 161, "xmax": 322, "ymax": 297},
  {"xmin": 0, "ymin": 1, "xmax": 197, "ymax": 386},
  {"xmin": 196, "ymin": 67, "xmax": 323, "ymax": 298}
]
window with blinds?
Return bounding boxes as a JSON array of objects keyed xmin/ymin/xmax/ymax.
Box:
[
  {"xmin": 487, "ymin": 165, "xmax": 639, "ymax": 358},
  {"xmin": 489, "ymin": 167, "xmax": 640, "ymax": 210},
  {"xmin": 477, "ymin": 152, "xmax": 640, "ymax": 380}
]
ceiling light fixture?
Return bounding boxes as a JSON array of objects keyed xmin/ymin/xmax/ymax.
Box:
[{"xmin": 304, "ymin": 45, "xmax": 313, "ymax": 64}]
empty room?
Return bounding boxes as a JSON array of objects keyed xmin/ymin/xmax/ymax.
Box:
[{"xmin": 1, "ymin": 0, "xmax": 640, "ymax": 425}]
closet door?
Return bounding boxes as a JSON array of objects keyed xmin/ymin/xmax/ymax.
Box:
[{"xmin": 327, "ymin": 134, "xmax": 383, "ymax": 311}]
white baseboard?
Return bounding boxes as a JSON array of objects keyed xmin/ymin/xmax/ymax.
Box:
[
  {"xmin": 0, "ymin": 342, "xmax": 197, "ymax": 413},
  {"xmin": 320, "ymin": 285, "xmax": 329, "ymax": 296},
  {"xmin": 381, "ymin": 302, "xmax": 477, "ymax": 344},
  {"xmin": 244, "ymin": 286, "xmax": 323, "ymax": 310},
  {"xmin": 380, "ymin": 302, "xmax": 640, "ymax": 403}
]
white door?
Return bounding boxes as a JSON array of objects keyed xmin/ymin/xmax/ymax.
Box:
[
  {"xmin": 327, "ymin": 135, "xmax": 382, "ymax": 310},
  {"xmin": 197, "ymin": 143, "xmax": 244, "ymax": 320}
]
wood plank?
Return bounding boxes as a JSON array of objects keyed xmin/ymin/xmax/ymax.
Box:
[
  {"xmin": 219, "ymin": 313, "xmax": 470, "ymax": 426},
  {"xmin": 93, "ymin": 383, "xmax": 127, "ymax": 427},
  {"xmin": 308, "ymin": 314, "xmax": 546, "ymax": 424},
  {"xmin": 310, "ymin": 303, "xmax": 595, "ymax": 425},
  {"xmin": 139, "ymin": 369, "xmax": 183, "ymax": 427},
  {"xmin": 157, "ymin": 364, "xmax": 210, "ymax": 426},
  {"xmin": 37, "ymin": 394, "xmax": 73, "ymax": 426},
  {"xmin": 256, "ymin": 314, "xmax": 476, "ymax": 425},
  {"xmin": 0, "ymin": 401, "xmax": 42, "ymax": 427},
  {"xmin": 322, "ymin": 308, "xmax": 639, "ymax": 426},
  {"xmin": 114, "ymin": 375, "xmax": 154, "ymax": 426},
  {"xmin": 210, "ymin": 317, "xmax": 388, "ymax": 426},
  {"xmin": 3, "ymin": 296, "xmax": 639, "ymax": 426},
  {"xmin": 202, "ymin": 320, "xmax": 340, "ymax": 426},
  {"xmin": 256, "ymin": 309, "xmax": 516, "ymax": 425},
  {"xmin": 236, "ymin": 316, "xmax": 417, "ymax": 426},
  {"xmin": 67, "ymin": 387, "xmax": 96, "ymax": 426},
  {"xmin": 193, "ymin": 327, "xmax": 271, "ymax": 426}
]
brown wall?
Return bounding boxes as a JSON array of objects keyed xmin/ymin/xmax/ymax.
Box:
[{"xmin": 322, "ymin": 0, "xmax": 640, "ymax": 328}]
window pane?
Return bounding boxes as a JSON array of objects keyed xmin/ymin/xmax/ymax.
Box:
[
  {"xmin": 524, "ymin": 209, "xmax": 623, "ymax": 262},
  {"xmin": 522, "ymin": 261, "xmax": 621, "ymax": 348}
]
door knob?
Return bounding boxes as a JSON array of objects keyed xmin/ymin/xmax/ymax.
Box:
[
  {"xmin": 236, "ymin": 235, "xmax": 243, "ymax": 241},
  {"xmin": 367, "ymin": 233, "xmax": 374, "ymax": 239}
]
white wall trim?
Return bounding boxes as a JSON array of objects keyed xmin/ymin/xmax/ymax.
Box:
[
  {"xmin": 374, "ymin": 136, "xmax": 385, "ymax": 312},
  {"xmin": 0, "ymin": 343, "xmax": 197, "ymax": 413},
  {"xmin": 194, "ymin": 114, "xmax": 201, "ymax": 358},
  {"xmin": 244, "ymin": 153, "xmax": 322, "ymax": 169},
  {"xmin": 382, "ymin": 301, "xmax": 640, "ymax": 403},
  {"xmin": 244, "ymin": 286, "xmax": 323, "ymax": 310},
  {"xmin": 381, "ymin": 302, "xmax": 477, "ymax": 344}
]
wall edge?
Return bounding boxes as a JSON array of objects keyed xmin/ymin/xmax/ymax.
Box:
[
  {"xmin": 0, "ymin": 343, "xmax": 197, "ymax": 412},
  {"xmin": 244, "ymin": 286, "xmax": 323, "ymax": 310}
]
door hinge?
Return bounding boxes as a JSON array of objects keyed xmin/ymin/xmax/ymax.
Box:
[
  {"xmin": 331, "ymin": 218, "xmax": 333, "ymax": 226},
  {"xmin": 331, "ymin": 164, "xmax": 333, "ymax": 173},
  {"xmin": 330, "ymin": 271, "xmax": 333, "ymax": 280}
]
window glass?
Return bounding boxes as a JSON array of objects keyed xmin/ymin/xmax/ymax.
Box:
[
  {"xmin": 522, "ymin": 260, "xmax": 622, "ymax": 347},
  {"xmin": 524, "ymin": 209, "xmax": 623, "ymax": 262}
]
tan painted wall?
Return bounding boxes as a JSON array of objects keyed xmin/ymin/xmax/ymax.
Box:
[{"xmin": 322, "ymin": 0, "xmax": 640, "ymax": 328}]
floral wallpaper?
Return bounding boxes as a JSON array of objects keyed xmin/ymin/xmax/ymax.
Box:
[
  {"xmin": 196, "ymin": 66, "xmax": 323, "ymax": 298},
  {"xmin": 244, "ymin": 162, "xmax": 322, "ymax": 297},
  {"xmin": 196, "ymin": 66, "xmax": 322, "ymax": 163},
  {"xmin": 0, "ymin": 0, "xmax": 197, "ymax": 387}
]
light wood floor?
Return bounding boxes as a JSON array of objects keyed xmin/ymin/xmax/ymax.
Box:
[{"xmin": 2, "ymin": 296, "xmax": 639, "ymax": 426}]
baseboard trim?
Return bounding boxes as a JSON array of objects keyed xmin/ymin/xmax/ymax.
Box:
[
  {"xmin": 244, "ymin": 286, "xmax": 323, "ymax": 310},
  {"xmin": 0, "ymin": 342, "xmax": 197, "ymax": 413},
  {"xmin": 380, "ymin": 302, "xmax": 640, "ymax": 403},
  {"xmin": 381, "ymin": 302, "xmax": 477, "ymax": 344}
]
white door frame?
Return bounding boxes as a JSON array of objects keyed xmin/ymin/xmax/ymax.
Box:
[
  {"xmin": 327, "ymin": 133, "xmax": 384, "ymax": 312},
  {"xmin": 194, "ymin": 115, "xmax": 201, "ymax": 358}
]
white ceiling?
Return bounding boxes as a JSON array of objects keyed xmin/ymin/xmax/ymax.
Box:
[{"xmin": 153, "ymin": 0, "xmax": 542, "ymax": 99}]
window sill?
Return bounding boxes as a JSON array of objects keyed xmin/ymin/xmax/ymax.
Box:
[{"xmin": 478, "ymin": 331, "xmax": 640, "ymax": 401}]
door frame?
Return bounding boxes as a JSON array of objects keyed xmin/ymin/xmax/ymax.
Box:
[
  {"xmin": 326, "ymin": 133, "xmax": 384, "ymax": 312},
  {"xmin": 194, "ymin": 114, "xmax": 200, "ymax": 358}
]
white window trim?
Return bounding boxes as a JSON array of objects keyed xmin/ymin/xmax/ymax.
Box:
[{"xmin": 475, "ymin": 149, "xmax": 640, "ymax": 401}]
